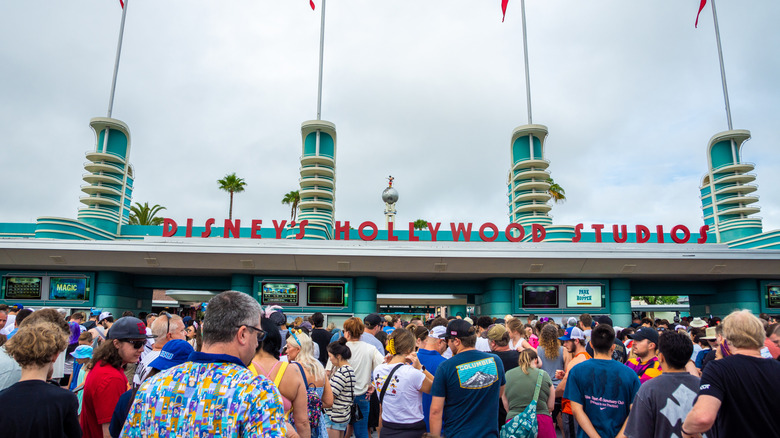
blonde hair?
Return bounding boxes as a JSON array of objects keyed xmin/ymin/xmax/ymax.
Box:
[
  {"xmin": 5, "ymin": 322, "xmax": 68, "ymax": 368},
  {"xmin": 518, "ymin": 349, "xmax": 539, "ymax": 375},
  {"xmin": 287, "ymin": 330, "xmax": 325, "ymax": 381},
  {"xmin": 507, "ymin": 319, "xmax": 525, "ymax": 338},
  {"xmin": 722, "ymin": 309, "xmax": 764, "ymax": 350}
]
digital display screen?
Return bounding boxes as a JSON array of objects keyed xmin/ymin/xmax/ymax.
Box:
[
  {"xmin": 768, "ymin": 286, "xmax": 780, "ymax": 309},
  {"xmin": 49, "ymin": 277, "xmax": 89, "ymax": 300},
  {"xmin": 261, "ymin": 283, "xmax": 299, "ymax": 305},
  {"xmin": 307, "ymin": 284, "xmax": 345, "ymax": 306},
  {"xmin": 566, "ymin": 285, "xmax": 603, "ymax": 308},
  {"xmin": 522, "ymin": 285, "xmax": 559, "ymax": 308},
  {"xmin": 3, "ymin": 277, "xmax": 43, "ymax": 300}
]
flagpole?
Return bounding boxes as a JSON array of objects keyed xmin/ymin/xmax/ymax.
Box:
[
  {"xmin": 316, "ymin": 0, "xmax": 327, "ymax": 120},
  {"xmin": 107, "ymin": 0, "xmax": 129, "ymax": 118},
  {"xmin": 709, "ymin": 0, "xmax": 733, "ymax": 130},
  {"xmin": 520, "ymin": 0, "xmax": 532, "ymax": 124}
]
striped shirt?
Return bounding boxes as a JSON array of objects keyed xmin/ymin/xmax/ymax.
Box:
[
  {"xmin": 626, "ymin": 356, "xmax": 662, "ymax": 384},
  {"xmin": 326, "ymin": 365, "xmax": 355, "ymax": 424}
]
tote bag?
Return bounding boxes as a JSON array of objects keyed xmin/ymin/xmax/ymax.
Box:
[{"xmin": 500, "ymin": 370, "xmax": 544, "ymax": 438}]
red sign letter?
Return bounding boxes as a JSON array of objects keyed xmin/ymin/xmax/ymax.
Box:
[
  {"xmin": 273, "ymin": 220, "xmax": 287, "ymax": 239},
  {"xmin": 697, "ymin": 225, "xmax": 709, "ymax": 244},
  {"xmin": 358, "ymin": 221, "xmax": 378, "ymax": 241},
  {"xmin": 224, "ymin": 219, "xmax": 240, "ymax": 238},
  {"xmin": 162, "ymin": 218, "xmax": 178, "ymax": 237},
  {"xmin": 201, "ymin": 218, "xmax": 215, "ymax": 238},
  {"xmin": 185, "ymin": 218, "xmax": 193, "ymax": 237},
  {"xmin": 635, "ymin": 225, "xmax": 650, "ymax": 243},
  {"xmin": 295, "ymin": 220, "xmax": 308, "ymax": 239},
  {"xmin": 505, "ymin": 223, "xmax": 524, "ymax": 242},
  {"xmin": 612, "ymin": 224, "xmax": 628, "ymax": 243},
  {"xmin": 335, "ymin": 221, "xmax": 350, "ymax": 240},
  {"xmin": 478, "ymin": 223, "xmax": 499, "ymax": 242},
  {"xmin": 408, "ymin": 222, "xmax": 419, "ymax": 242},
  {"xmin": 671, "ymin": 225, "xmax": 690, "ymax": 244},
  {"xmin": 250, "ymin": 220, "xmax": 262, "ymax": 239},
  {"xmin": 591, "ymin": 224, "xmax": 604, "ymax": 243},
  {"xmin": 572, "ymin": 223, "xmax": 583, "ymax": 243},
  {"xmin": 450, "ymin": 223, "xmax": 473, "ymax": 242},
  {"xmin": 428, "ymin": 222, "xmax": 441, "ymax": 242},
  {"xmin": 388, "ymin": 222, "xmax": 399, "ymax": 241},
  {"xmin": 656, "ymin": 225, "xmax": 665, "ymax": 243},
  {"xmin": 532, "ymin": 224, "xmax": 546, "ymax": 242}
]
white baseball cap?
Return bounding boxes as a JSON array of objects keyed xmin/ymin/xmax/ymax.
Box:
[{"xmin": 429, "ymin": 326, "xmax": 447, "ymax": 340}]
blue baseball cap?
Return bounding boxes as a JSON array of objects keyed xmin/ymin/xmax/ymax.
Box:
[
  {"xmin": 149, "ymin": 339, "xmax": 194, "ymax": 371},
  {"xmin": 558, "ymin": 327, "xmax": 585, "ymax": 341}
]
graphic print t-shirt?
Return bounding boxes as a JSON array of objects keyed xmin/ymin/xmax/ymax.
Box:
[
  {"xmin": 563, "ymin": 358, "xmax": 640, "ymax": 438},
  {"xmin": 624, "ymin": 372, "xmax": 701, "ymax": 438},
  {"xmin": 431, "ymin": 349, "xmax": 505, "ymax": 438},
  {"xmin": 372, "ymin": 363, "xmax": 426, "ymax": 424}
]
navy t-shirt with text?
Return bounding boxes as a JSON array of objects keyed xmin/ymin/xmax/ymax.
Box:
[
  {"xmin": 563, "ymin": 358, "xmax": 640, "ymax": 438},
  {"xmin": 431, "ymin": 349, "xmax": 505, "ymax": 438}
]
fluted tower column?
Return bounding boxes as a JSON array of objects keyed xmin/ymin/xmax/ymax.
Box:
[
  {"xmin": 700, "ymin": 130, "xmax": 762, "ymax": 243},
  {"xmin": 289, "ymin": 120, "xmax": 337, "ymax": 240}
]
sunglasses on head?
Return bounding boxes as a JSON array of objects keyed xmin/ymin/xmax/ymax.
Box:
[{"xmin": 122, "ymin": 339, "xmax": 146, "ymax": 349}]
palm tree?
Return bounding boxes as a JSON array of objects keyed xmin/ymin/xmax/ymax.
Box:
[
  {"xmin": 217, "ymin": 173, "xmax": 247, "ymax": 220},
  {"xmin": 281, "ymin": 190, "xmax": 301, "ymax": 222},
  {"xmin": 413, "ymin": 219, "xmax": 428, "ymax": 230},
  {"xmin": 546, "ymin": 178, "xmax": 566, "ymax": 203},
  {"xmin": 128, "ymin": 202, "xmax": 166, "ymax": 225}
]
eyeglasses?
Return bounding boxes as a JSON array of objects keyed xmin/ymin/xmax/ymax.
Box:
[
  {"xmin": 239, "ymin": 325, "xmax": 266, "ymax": 344},
  {"xmin": 122, "ymin": 339, "xmax": 146, "ymax": 349}
]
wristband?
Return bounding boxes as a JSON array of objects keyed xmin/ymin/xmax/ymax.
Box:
[{"xmin": 681, "ymin": 426, "xmax": 694, "ymax": 436}]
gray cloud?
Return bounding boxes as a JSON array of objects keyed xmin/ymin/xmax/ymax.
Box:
[{"xmin": 1, "ymin": 1, "xmax": 778, "ymax": 234}]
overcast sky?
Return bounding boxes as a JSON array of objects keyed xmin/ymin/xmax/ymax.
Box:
[{"xmin": 2, "ymin": 1, "xmax": 779, "ymax": 234}]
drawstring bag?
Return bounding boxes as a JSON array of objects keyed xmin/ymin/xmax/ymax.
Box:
[
  {"xmin": 289, "ymin": 362, "xmax": 324, "ymax": 434},
  {"xmin": 500, "ymin": 370, "xmax": 544, "ymax": 438}
]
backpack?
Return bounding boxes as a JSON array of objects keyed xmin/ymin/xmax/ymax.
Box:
[
  {"xmin": 500, "ymin": 370, "xmax": 544, "ymax": 438},
  {"xmin": 289, "ymin": 361, "xmax": 324, "ymax": 433}
]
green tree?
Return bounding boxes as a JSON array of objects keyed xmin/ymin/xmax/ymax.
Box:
[
  {"xmin": 281, "ymin": 190, "xmax": 301, "ymax": 222},
  {"xmin": 413, "ymin": 219, "xmax": 428, "ymax": 230},
  {"xmin": 546, "ymin": 177, "xmax": 566, "ymax": 203},
  {"xmin": 128, "ymin": 202, "xmax": 166, "ymax": 225},
  {"xmin": 635, "ymin": 296, "xmax": 680, "ymax": 305},
  {"xmin": 217, "ymin": 173, "xmax": 247, "ymax": 220}
]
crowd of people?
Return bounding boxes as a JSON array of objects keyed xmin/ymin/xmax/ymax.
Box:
[{"xmin": 0, "ymin": 299, "xmax": 778, "ymax": 438}]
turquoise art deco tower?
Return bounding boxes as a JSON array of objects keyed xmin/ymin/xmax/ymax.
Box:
[
  {"xmin": 77, "ymin": 118, "xmax": 134, "ymax": 232},
  {"xmin": 507, "ymin": 124, "xmax": 553, "ymax": 228},
  {"xmin": 289, "ymin": 120, "xmax": 337, "ymax": 240},
  {"xmin": 34, "ymin": 118, "xmax": 134, "ymax": 240},
  {"xmin": 699, "ymin": 130, "xmax": 761, "ymax": 243}
]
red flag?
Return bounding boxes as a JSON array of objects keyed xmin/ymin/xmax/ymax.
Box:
[
  {"xmin": 309, "ymin": 0, "xmax": 315, "ymax": 10},
  {"xmin": 502, "ymin": 0, "xmax": 509, "ymax": 22},
  {"xmin": 119, "ymin": 0, "xmax": 124, "ymax": 8},
  {"xmin": 695, "ymin": 0, "xmax": 707, "ymax": 28}
]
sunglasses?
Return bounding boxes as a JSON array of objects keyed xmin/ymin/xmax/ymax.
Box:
[
  {"xmin": 122, "ymin": 339, "xmax": 146, "ymax": 349},
  {"xmin": 160, "ymin": 311, "xmax": 173, "ymax": 334},
  {"xmin": 240, "ymin": 325, "xmax": 266, "ymax": 344}
]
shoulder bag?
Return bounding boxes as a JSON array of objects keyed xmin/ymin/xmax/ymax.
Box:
[
  {"xmin": 500, "ymin": 370, "xmax": 544, "ymax": 438},
  {"xmin": 348, "ymin": 367, "xmax": 364, "ymax": 425}
]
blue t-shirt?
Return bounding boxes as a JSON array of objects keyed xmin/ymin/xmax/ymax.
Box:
[
  {"xmin": 431, "ymin": 349, "xmax": 505, "ymax": 438},
  {"xmin": 383, "ymin": 326, "xmax": 395, "ymax": 335},
  {"xmin": 563, "ymin": 358, "xmax": 640, "ymax": 438},
  {"xmin": 417, "ymin": 348, "xmax": 447, "ymax": 432}
]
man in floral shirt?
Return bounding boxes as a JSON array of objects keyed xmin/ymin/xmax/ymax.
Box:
[{"xmin": 121, "ymin": 291, "xmax": 286, "ymax": 438}]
